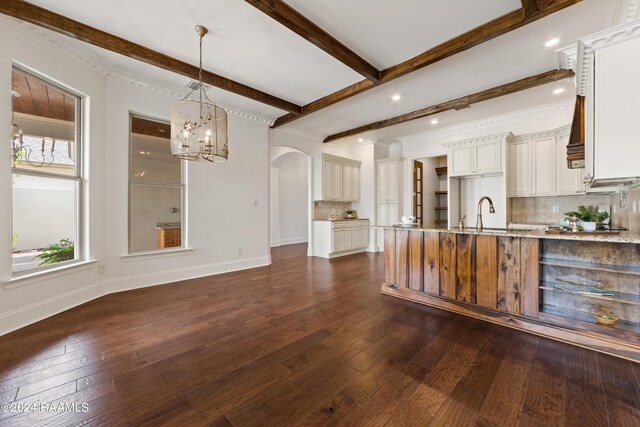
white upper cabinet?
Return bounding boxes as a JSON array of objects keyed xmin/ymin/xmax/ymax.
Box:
[
  {"xmin": 556, "ymin": 132, "xmax": 585, "ymax": 195},
  {"xmin": 313, "ymin": 154, "xmax": 361, "ymax": 202},
  {"xmin": 475, "ymin": 140, "xmax": 502, "ymax": 174},
  {"xmin": 573, "ymin": 20, "xmax": 640, "ymax": 188},
  {"xmin": 532, "ymin": 137, "xmax": 556, "ymax": 196},
  {"xmin": 510, "ymin": 140, "xmax": 531, "ymax": 197},
  {"xmin": 444, "ymin": 133, "xmax": 510, "ymax": 177},
  {"xmin": 377, "ymin": 158, "xmax": 403, "ymax": 202},
  {"xmin": 508, "ymin": 126, "xmax": 585, "ymax": 197}
]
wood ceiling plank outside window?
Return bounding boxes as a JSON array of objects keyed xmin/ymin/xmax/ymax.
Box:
[{"xmin": 12, "ymin": 69, "xmax": 75, "ymax": 122}]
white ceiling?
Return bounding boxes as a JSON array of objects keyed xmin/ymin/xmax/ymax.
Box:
[{"xmin": 12, "ymin": 0, "xmax": 617, "ymax": 143}]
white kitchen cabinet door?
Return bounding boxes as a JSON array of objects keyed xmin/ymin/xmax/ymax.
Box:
[
  {"xmin": 352, "ymin": 227, "xmax": 369, "ymax": 249},
  {"xmin": 594, "ymin": 35, "xmax": 640, "ymax": 182},
  {"xmin": 342, "ymin": 164, "xmax": 352, "ymax": 201},
  {"xmin": 378, "ymin": 163, "xmax": 390, "ymax": 201},
  {"xmin": 352, "ymin": 165, "xmax": 361, "ymax": 201},
  {"xmin": 556, "ymin": 134, "xmax": 585, "ymax": 195},
  {"xmin": 450, "ymin": 146, "xmax": 474, "ymax": 176},
  {"xmin": 321, "ymin": 159, "xmax": 333, "ymax": 201},
  {"xmin": 332, "ymin": 229, "xmax": 352, "ymax": 253},
  {"xmin": 389, "ymin": 162, "xmax": 401, "ymax": 201},
  {"xmin": 510, "ymin": 141, "xmax": 531, "ymax": 197},
  {"xmin": 532, "ymin": 137, "xmax": 556, "ymax": 196},
  {"xmin": 331, "ymin": 161, "xmax": 342, "ymax": 201},
  {"xmin": 475, "ymin": 140, "xmax": 502, "ymax": 174}
]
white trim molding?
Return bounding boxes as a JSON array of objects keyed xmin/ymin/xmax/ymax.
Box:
[
  {"xmin": 576, "ymin": 19, "xmax": 640, "ymax": 96},
  {"xmin": 399, "ymin": 100, "xmax": 573, "ymax": 147},
  {"xmin": 312, "ymin": 153, "xmax": 361, "ymax": 166}
]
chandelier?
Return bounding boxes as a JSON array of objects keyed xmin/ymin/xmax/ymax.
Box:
[
  {"xmin": 170, "ymin": 25, "xmax": 228, "ymax": 162},
  {"xmin": 11, "ymin": 87, "xmax": 58, "ymax": 168}
]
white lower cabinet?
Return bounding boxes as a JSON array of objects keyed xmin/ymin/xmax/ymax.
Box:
[{"xmin": 313, "ymin": 220, "xmax": 370, "ymax": 258}]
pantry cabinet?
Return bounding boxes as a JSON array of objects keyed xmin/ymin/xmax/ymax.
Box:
[
  {"xmin": 313, "ymin": 154, "xmax": 361, "ymax": 202},
  {"xmin": 376, "ymin": 158, "xmax": 403, "ymax": 251}
]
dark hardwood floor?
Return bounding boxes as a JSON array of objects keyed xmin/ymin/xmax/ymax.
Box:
[{"xmin": 0, "ymin": 244, "xmax": 638, "ymax": 426}]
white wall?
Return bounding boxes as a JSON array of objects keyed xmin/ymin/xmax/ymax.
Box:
[
  {"xmin": 270, "ymin": 166, "xmax": 280, "ymax": 246},
  {"xmin": 276, "ymin": 156, "xmax": 307, "ymax": 245},
  {"xmin": 0, "ymin": 20, "xmax": 271, "ymax": 335}
]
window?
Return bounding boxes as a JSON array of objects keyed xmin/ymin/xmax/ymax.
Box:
[
  {"xmin": 11, "ymin": 67, "xmax": 82, "ymax": 274},
  {"xmin": 129, "ymin": 114, "xmax": 185, "ymax": 253}
]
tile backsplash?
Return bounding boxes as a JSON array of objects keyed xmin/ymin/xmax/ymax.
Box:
[
  {"xmin": 510, "ymin": 186, "xmax": 640, "ymax": 232},
  {"xmin": 314, "ymin": 201, "xmax": 353, "ymax": 220}
]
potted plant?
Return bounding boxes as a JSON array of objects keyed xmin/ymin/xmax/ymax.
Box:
[
  {"xmin": 345, "ymin": 209, "xmax": 357, "ymax": 219},
  {"xmin": 35, "ymin": 239, "xmax": 74, "ymax": 265},
  {"xmin": 564, "ymin": 205, "xmax": 609, "ymax": 232}
]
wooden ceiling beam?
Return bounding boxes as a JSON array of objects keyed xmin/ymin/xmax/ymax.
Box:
[
  {"xmin": 273, "ymin": 0, "xmax": 582, "ymax": 128},
  {"xmin": 323, "ymin": 68, "xmax": 575, "ymax": 143},
  {"xmin": 245, "ymin": 0, "xmax": 380, "ymax": 82},
  {"xmin": 0, "ymin": 0, "xmax": 302, "ymax": 114}
]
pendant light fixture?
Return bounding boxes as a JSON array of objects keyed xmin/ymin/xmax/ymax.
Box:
[{"xmin": 170, "ymin": 25, "xmax": 228, "ymax": 162}]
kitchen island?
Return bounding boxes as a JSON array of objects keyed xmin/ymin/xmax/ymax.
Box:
[{"xmin": 380, "ymin": 226, "xmax": 640, "ymax": 361}]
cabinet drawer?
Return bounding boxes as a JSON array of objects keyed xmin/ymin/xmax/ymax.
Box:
[
  {"xmin": 331, "ymin": 222, "xmax": 352, "ymax": 229},
  {"xmin": 352, "ymin": 220, "xmax": 370, "ymax": 227},
  {"xmin": 163, "ymin": 228, "xmax": 181, "ymax": 237}
]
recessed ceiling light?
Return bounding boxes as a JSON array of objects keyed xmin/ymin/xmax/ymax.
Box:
[
  {"xmin": 545, "ymin": 38, "xmax": 560, "ymax": 47},
  {"xmin": 357, "ymin": 138, "xmax": 364, "ymax": 142},
  {"xmin": 430, "ymin": 119, "xmax": 439, "ymax": 125},
  {"xmin": 553, "ymin": 88, "xmax": 565, "ymax": 95},
  {"xmin": 391, "ymin": 94, "xmax": 401, "ymax": 101}
]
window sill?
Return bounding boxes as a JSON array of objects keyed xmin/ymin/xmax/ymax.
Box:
[
  {"xmin": 120, "ymin": 248, "xmax": 194, "ymax": 262},
  {"xmin": 3, "ymin": 259, "xmax": 99, "ymax": 290}
]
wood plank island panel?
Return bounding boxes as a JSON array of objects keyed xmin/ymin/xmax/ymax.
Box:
[
  {"xmin": 409, "ymin": 231, "xmax": 423, "ymax": 291},
  {"xmin": 384, "ymin": 229, "xmax": 396, "ymax": 285},
  {"xmin": 396, "ymin": 230, "xmax": 410, "ymax": 289},
  {"xmin": 498, "ymin": 236, "xmax": 522, "ymax": 315},
  {"xmin": 423, "ymin": 231, "xmax": 440, "ymax": 294},
  {"xmin": 476, "ymin": 235, "xmax": 498, "ymax": 309},
  {"xmin": 439, "ymin": 233, "xmax": 457, "ymax": 299},
  {"xmin": 455, "ymin": 234, "xmax": 476, "ymax": 303},
  {"xmin": 380, "ymin": 227, "xmax": 640, "ymax": 362}
]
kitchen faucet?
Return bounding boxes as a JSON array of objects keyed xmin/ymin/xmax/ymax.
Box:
[{"xmin": 476, "ymin": 196, "xmax": 495, "ymax": 230}]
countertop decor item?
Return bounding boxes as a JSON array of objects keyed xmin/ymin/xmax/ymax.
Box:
[
  {"xmin": 595, "ymin": 313, "xmax": 619, "ymax": 326},
  {"xmin": 564, "ymin": 205, "xmax": 609, "ymax": 232},
  {"xmin": 346, "ymin": 209, "xmax": 357, "ymax": 219}
]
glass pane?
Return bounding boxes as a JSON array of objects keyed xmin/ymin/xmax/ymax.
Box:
[
  {"xmin": 12, "ymin": 174, "xmax": 78, "ymax": 272},
  {"xmin": 11, "ymin": 68, "xmax": 79, "ymax": 177},
  {"xmin": 130, "ymin": 116, "xmax": 180, "ymax": 185},
  {"xmin": 130, "ymin": 184, "xmax": 182, "ymax": 252}
]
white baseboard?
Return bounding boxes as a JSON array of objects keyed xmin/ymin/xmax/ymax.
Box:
[
  {"xmin": 0, "ymin": 256, "xmax": 270, "ymax": 336},
  {"xmin": 270, "ymin": 236, "xmax": 308, "ymax": 247},
  {"xmin": 0, "ymin": 282, "xmax": 107, "ymax": 336},
  {"xmin": 106, "ymin": 256, "xmax": 271, "ymax": 293}
]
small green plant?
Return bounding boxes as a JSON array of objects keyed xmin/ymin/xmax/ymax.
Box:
[
  {"xmin": 35, "ymin": 239, "xmax": 74, "ymax": 265},
  {"xmin": 564, "ymin": 205, "xmax": 609, "ymax": 223}
]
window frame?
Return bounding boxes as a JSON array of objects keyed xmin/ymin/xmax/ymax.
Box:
[
  {"xmin": 10, "ymin": 65, "xmax": 84, "ymax": 277},
  {"xmin": 127, "ymin": 113, "xmax": 186, "ymax": 255}
]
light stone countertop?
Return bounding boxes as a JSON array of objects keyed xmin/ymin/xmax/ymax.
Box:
[
  {"xmin": 314, "ymin": 218, "xmax": 370, "ymax": 222},
  {"xmin": 155, "ymin": 222, "xmax": 181, "ymax": 229},
  {"xmin": 374, "ymin": 225, "xmax": 640, "ymax": 244}
]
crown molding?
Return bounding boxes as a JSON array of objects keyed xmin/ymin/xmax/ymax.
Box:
[
  {"xmin": 513, "ymin": 124, "xmax": 571, "ymax": 142},
  {"xmin": 555, "ymin": 43, "xmax": 577, "ymax": 71},
  {"xmin": 311, "ymin": 153, "xmax": 361, "ymax": 166},
  {"xmin": 1, "ymin": 16, "xmax": 112, "ymax": 79},
  {"xmin": 609, "ymin": 0, "xmax": 640, "ymax": 26},
  {"xmin": 376, "ymin": 157, "xmax": 405, "ymax": 166},
  {"xmin": 272, "ymin": 127, "xmax": 323, "ymax": 142},
  {"xmin": 442, "ymin": 132, "xmax": 514, "ymax": 149},
  {"xmin": 576, "ymin": 19, "xmax": 640, "ymax": 96},
  {"xmin": 398, "ymin": 99, "xmax": 573, "ymax": 146},
  {"xmin": 2, "ymin": 16, "xmax": 278, "ymax": 127}
]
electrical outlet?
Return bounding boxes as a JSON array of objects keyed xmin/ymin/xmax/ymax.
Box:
[
  {"xmin": 97, "ymin": 264, "xmax": 105, "ymax": 274},
  {"xmin": 237, "ymin": 247, "xmax": 243, "ymax": 255},
  {"xmin": 552, "ymin": 206, "xmax": 559, "ymax": 213}
]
